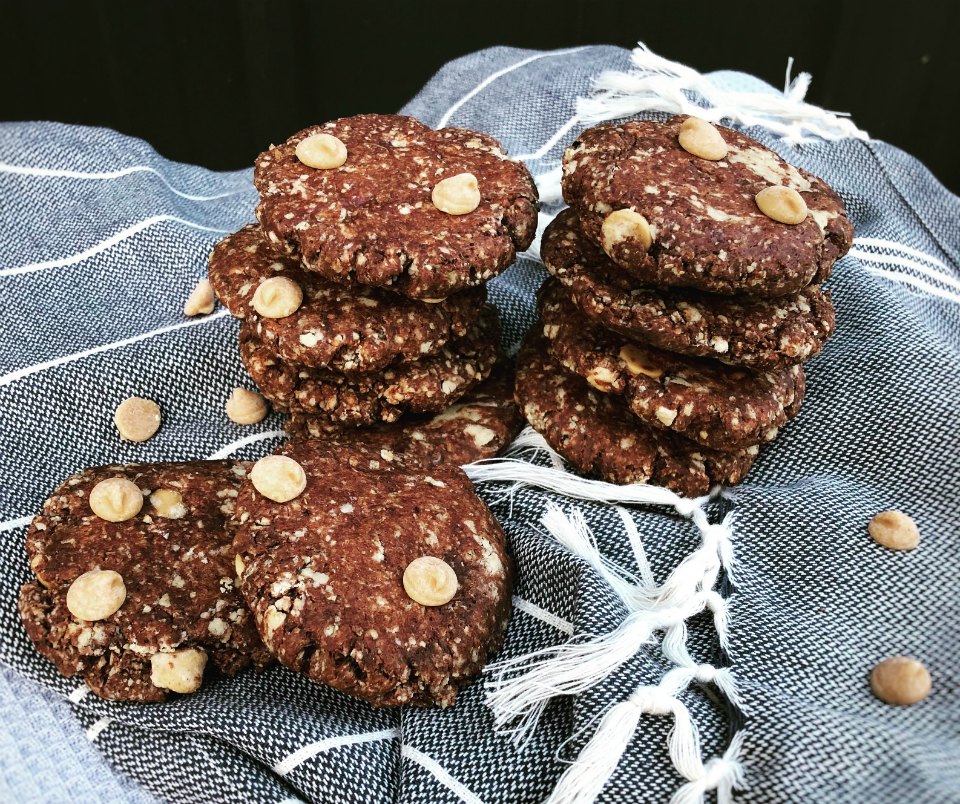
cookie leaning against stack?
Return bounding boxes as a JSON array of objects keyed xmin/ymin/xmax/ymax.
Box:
[
  {"xmin": 517, "ymin": 115, "xmax": 853, "ymax": 495},
  {"xmin": 210, "ymin": 114, "xmax": 538, "ymax": 448}
]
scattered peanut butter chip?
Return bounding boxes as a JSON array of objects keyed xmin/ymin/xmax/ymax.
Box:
[
  {"xmin": 870, "ymin": 656, "xmax": 931, "ymax": 705},
  {"xmin": 150, "ymin": 489, "xmax": 187, "ymax": 519},
  {"xmin": 252, "ymin": 276, "xmax": 303, "ymax": 319},
  {"xmin": 432, "ymin": 172, "xmax": 481, "ymax": 215},
  {"xmin": 226, "ymin": 388, "xmax": 268, "ymax": 425},
  {"xmin": 678, "ymin": 116, "xmax": 728, "ymax": 161},
  {"xmin": 755, "ymin": 185, "xmax": 808, "ymax": 224},
  {"xmin": 601, "ymin": 208, "xmax": 653, "ymax": 256},
  {"xmin": 66, "ymin": 570, "xmax": 126, "ymax": 621},
  {"xmin": 403, "ymin": 556, "xmax": 459, "ymax": 606},
  {"xmin": 421, "ymin": 298, "xmax": 446, "ymax": 304},
  {"xmin": 150, "ymin": 648, "xmax": 208, "ymax": 694},
  {"xmin": 183, "ymin": 278, "xmax": 215, "ymax": 316},
  {"xmin": 250, "ymin": 455, "xmax": 307, "ymax": 503},
  {"xmin": 619, "ymin": 343, "xmax": 664, "ymax": 379},
  {"xmin": 868, "ymin": 510, "xmax": 920, "ymax": 550},
  {"xmin": 114, "ymin": 397, "xmax": 162, "ymax": 442},
  {"xmin": 235, "ymin": 554, "xmax": 246, "ymax": 579},
  {"xmin": 295, "ymin": 133, "xmax": 348, "ymax": 169},
  {"xmin": 89, "ymin": 477, "xmax": 144, "ymax": 522}
]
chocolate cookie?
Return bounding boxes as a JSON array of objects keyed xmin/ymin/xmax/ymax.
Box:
[
  {"xmin": 233, "ymin": 440, "xmax": 513, "ymax": 707},
  {"xmin": 240, "ymin": 306, "xmax": 501, "ymax": 427},
  {"xmin": 254, "ymin": 114, "xmax": 539, "ymax": 300},
  {"xmin": 541, "ymin": 209, "xmax": 836, "ymax": 368},
  {"xmin": 515, "ymin": 333, "xmax": 757, "ymax": 496},
  {"xmin": 19, "ymin": 461, "xmax": 271, "ymax": 702},
  {"xmin": 287, "ymin": 367, "xmax": 522, "ymax": 466},
  {"xmin": 562, "ymin": 116, "xmax": 853, "ymax": 297},
  {"xmin": 538, "ymin": 280, "xmax": 804, "ymax": 450},
  {"xmin": 209, "ymin": 224, "xmax": 486, "ymax": 372}
]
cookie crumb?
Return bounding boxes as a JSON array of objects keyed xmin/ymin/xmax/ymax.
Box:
[
  {"xmin": 89, "ymin": 477, "xmax": 144, "ymax": 522},
  {"xmin": 869, "ymin": 656, "xmax": 931, "ymax": 705},
  {"xmin": 66, "ymin": 570, "xmax": 126, "ymax": 621},
  {"xmin": 403, "ymin": 556, "xmax": 459, "ymax": 606},
  {"xmin": 114, "ymin": 397, "xmax": 161, "ymax": 442},
  {"xmin": 183, "ymin": 279, "xmax": 215, "ymax": 316}
]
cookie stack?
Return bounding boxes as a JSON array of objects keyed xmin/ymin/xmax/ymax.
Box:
[
  {"xmin": 209, "ymin": 114, "xmax": 538, "ymax": 458},
  {"xmin": 517, "ymin": 115, "xmax": 853, "ymax": 497}
]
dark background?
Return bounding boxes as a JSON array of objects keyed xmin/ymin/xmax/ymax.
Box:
[{"xmin": 2, "ymin": 1, "xmax": 958, "ymax": 192}]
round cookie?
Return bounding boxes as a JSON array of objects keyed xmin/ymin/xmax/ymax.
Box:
[
  {"xmin": 19, "ymin": 461, "xmax": 271, "ymax": 702},
  {"xmin": 287, "ymin": 367, "xmax": 522, "ymax": 466},
  {"xmin": 233, "ymin": 439, "xmax": 513, "ymax": 707},
  {"xmin": 562, "ymin": 116, "xmax": 853, "ymax": 297},
  {"xmin": 209, "ymin": 224, "xmax": 487, "ymax": 372},
  {"xmin": 515, "ymin": 332, "xmax": 758, "ymax": 496},
  {"xmin": 538, "ymin": 280, "xmax": 804, "ymax": 450},
  {"xmin": 254, "ymin": 114, "xmax": 539, "ymax": 300},
  {"xmin": 240, "ymin": 305, "xmax": 501, "ymax": 427},
  {"xmin": 541, "ymin": 208, "xmax": 836, "ymax": 369}
]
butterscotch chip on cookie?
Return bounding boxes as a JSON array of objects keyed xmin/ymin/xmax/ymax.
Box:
[
  {"xmin": 538, "ymin": 280, "xmax": 804, "ymax": 450},
  {"xmin": 209, "ymin": 225, "xmax": 486, "ymax": 373},
  {"xmin": 286, "ymin": 367, "xmax": 522, "ymax": 466},
  {"xmin": 541, "ymin": 209, "xmax": 836, "ymax": 369},
  {"xmin": 239, "ymin": 305, "xmax": 501, "ymax": 428},
  {"xmin": 515, "ymin": 332, "xmax": 758, "ymax": 496},
  {"xmin": 232, "ymin": 439, "xmax": 513, "ymax": 707},
  {"xmin": 254, "ymin": 114, "xmax": 538, "ymax": 299},
  {"xmin": 19, "ymin": 461, "xmax": 271, "ymax": 702},
  {"xmin": 562, "ymin": 115, "xmax": 852, "ymax": 297}
]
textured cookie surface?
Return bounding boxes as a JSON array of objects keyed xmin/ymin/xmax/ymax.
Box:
[
  {"xmin": 562, "ymin": 116, "xmax": 853, "ymax": 297},
  {"xmin": 233, "ymin": 440, "xmax": 513, "ymax": 707},
  {"xmin": 19, "ymin": 461, "xmax": 270, "ymax": 701},
  {"xmin": 254, "ymin": 114, "xmax": 538, "ymax": 299},
  {"xmin": 240, "ymin": 306, "xmax": 500, "ymax": 426},
  {"xmin": 541, "ymin": 209, "xmax": 836, "ymax": 369},
  {"xmin": 539, "ymin": 280, "xmax": 804, "ymax": 450},
  {"xmin": 515, "ymin": 333, "xmax": 757, "ymax": 496},
  {"xmin": 210, "ymin": 224, "xmax": 486, "ymax": 372},
  {"xmin": 287, "ymin": 367, "xmax": 522, "ymax": 466}
]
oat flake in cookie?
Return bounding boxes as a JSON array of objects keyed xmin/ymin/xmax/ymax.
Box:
[
  {"xmin": 209, "ymin": 224, "xmax": 486, "ymax": 372},
  {"xmin": 254, "ymin": 114, "xmax": 539, "ymax": 300},
  {"xmin": 286, "ymin": 367, "xmax": 522, "ymax": 466},
  {"xmin": 240, "ymin": 305, "xmax": 501, "ymax": 427},
  {"xmin": 539, "ymin": 280, "xmax": 804, "ymax": 450},
  {"xmin": 516, "ymin": 333, "xmax": 757, "ymax": 496},
  {"xmin": 541, "ymin": 209, "xmax": 836, "ymax": 369},
  {"xmin": 233, "ymin": 439, "xmax": 513, "ymax": 707},
  {"xmin": 19, "ymin": 461, "xmax": 271, "ymax": 702},
  {"xmin": 562, "ymin": 116, "xmax": 853, "ymax": 297}
]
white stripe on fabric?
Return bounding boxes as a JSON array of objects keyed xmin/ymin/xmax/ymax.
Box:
[
  {"xmin": 513, "ymin": 114, "xmax": 581, "ymax": 162},
  {"xmin": 0, "ymin": 215, "xmax": 233, "ymax": 278},
  {"xmin": 854, "ymin": 236, "xmax": 957, "ymax": 275},
  {"xmin": 0, "ymin": 515, "xmax": 31, "ymax": 533},
  {"xmin": 85, "ymin": 717, "xmax": 112, "ymax": 742},
  {"xmin": 863, "ymin": 267, "xmax": 960, "ymax": 305},
  {"xmin": 0, "ymin": 309, "xmax": 230, "ymax": 388},
  {"xmin": 402, "ymin": 745, "xmax": 484, "ymax": 804},
  {"xmin": 68, "ymin": 685, "xmax": 90, "ymax": 704},
  {"xmin": 850, "ymin": 248, "xmax": 960, "ymax": 292},
  {"xmin": 435, "ymin": 47, "xmax": 590, "ymax": 129},
  {"xmin": 0, "ymin": 161, "xmax": 248, "ymax": 202},
  {"xmin": 512, "ymin": 595, "xmax": 575, "ymax": 636},
  {"xmin": 206, "ymin": 431, "xmax": 287, "ymax": 460},
  {"xmin": 273, "ymin": 729, "xmax": 398, "ymax": 776}
]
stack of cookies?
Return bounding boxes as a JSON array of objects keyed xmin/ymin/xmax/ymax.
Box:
[
  {"xmin": 517, "ymin": 115, "xmax": 853, "ymax": 497},
  {"xmin": 209, "ymin": 114, "xmax": 538, "ymax": 459}
]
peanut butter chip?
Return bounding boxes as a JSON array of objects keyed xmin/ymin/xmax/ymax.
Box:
[
  {"xmin": 114, "ymin": 397, "xmax": 161, "ymax": 442},
  {"xmin": 150, "ymin": 489, "xmax": 187, "ymax": 519},
  {"xmin": 226, "ymin": 388, "xmax": 268, "ymax": 425},
  {"xmin": 235, "ymin": 554, "xmax": 246, "ymax": 579},
  {"xmin": 431, "ymin": 172, "xmax": 481, "ymax": 215},
  {"xmin": 250, "ymin": 455, "xmax": 307, "ymax": 503},
  {"xmin": 755, "ymin": 185, "xmax": 808, "ymax": 224},
  {"xmin": 868, "ymin": 510, "xmax": 920, "ymax": 550},
  {"xmin": 619, "ymin": 344, "xmax": 664, "ymax": 379},
  {"xmin": 252, "ymin": 276, "xmax": 303, "ymax": 319},
  {"xmin": 66, "ymin": 570, "xmax": 126, "ymax": 621},
  {"xmin": 89, "ymin": 477, "xmax": 144, "ymax": 522},
  {"xmin": 295, "ymin": 133, "xmax": 348, "ymax": 169},
  {"xmin": 150, "ymin": 648, "xmax": 208, "ymax": 694},
  {"xmin": 403, "ymin": 556, "xmax": 459, "ymax": 606},
  {"xmin": 677, "ymin": 117, "xmax": 728, "ymax": 161},
  {"xmin": 870, "ymin": 656, "xmax": 931, "ymax": 705},
  {"xmin": 183, "ymin": 278, "xmax": 215, "ymax": 316},
  {"xmin": 601, "ymin": 208, "xmax": 653, "ymax": 256}
]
